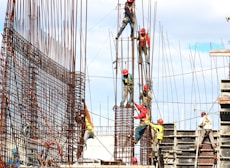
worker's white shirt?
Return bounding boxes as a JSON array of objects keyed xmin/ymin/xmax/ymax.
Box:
[{"xmin": 198, "ymin": 115, "xmax": 212, "ymax": 130}]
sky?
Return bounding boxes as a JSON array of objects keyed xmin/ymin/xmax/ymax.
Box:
[{"xmin": 1, "ymin": 0, "xmax": 230, "ymax": 132}]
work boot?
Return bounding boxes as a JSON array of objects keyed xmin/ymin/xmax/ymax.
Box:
[
  {"xmin": 126, "ymin": 104, "xmax": 131, "ymax": 108},
  {"xmin": 138, "ymin": 57, "xmax": 142, "ymax": 64},
  {"xmin": 138, "ymin": 60, "xmax": 142, "ymax": 64},
  {"xmin": 133, "ymin": 139, "xmax": 138, "ymax": 145},
  {"xmin": 146, "ymin": 55, "xmax": 150, "ymax": 64},
  {"xmin": 120, "ymin": 103, "xmax": 124, "ymax": 108},
  {"xmin": 213, "ymin": 145, "xmax": 218, "ymax": 152}
]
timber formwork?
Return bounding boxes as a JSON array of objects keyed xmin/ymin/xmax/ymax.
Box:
[
  {"xmin": 218, "ymin": 79, "xmax": 230, "ymax": 168},
  {"xmin": 158, "ymin": 123, "xmax": 218, "ymax": 168},
  {"xmin": 0, "ymin": 27, "xmax": 85, "ymax": 166}
]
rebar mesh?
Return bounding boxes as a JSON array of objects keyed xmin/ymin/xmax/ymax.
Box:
[{"xmin": 0, "ymin": 28, "xmax": 85, "ymax": 166}]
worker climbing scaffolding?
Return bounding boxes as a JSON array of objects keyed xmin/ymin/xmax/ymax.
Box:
[
  {"xmin": 76, "ymin": 99, "xmax": 94, "ymax": 149},
  {"xmin": 115, "ymin": 0, "xmax": 135, "ymax": 40},
  {"xmin": 132, "ymin": 102, "xmax": 164, "ymax": 145},
  {"xmin": 7, "ymin": 148, "xmax": 20, "ymax": 168},
  {"xmin": 139, "ymin": 84, "xmax": 152, "ymax": 109},
  {"xmin": 120, "ymin": 69, "xmax": 134, "ymax": 108},
  {"xmin": 149, "ymin": 118, "xmax": 164, "ymax": 145},
  {"xmin": 36, "ymin": 141, "xmax": 55, "ymax": 167},
  {"xmin": 83, "ymin": 104, "xmax": 95, "ymax": 149},
  {"xmin": 134, "ymin": 28, "xmax": 151, "ymax": 64},
  {"xmin": 132, "ymin": 102, "xmax": 149, "ymax": 144}
]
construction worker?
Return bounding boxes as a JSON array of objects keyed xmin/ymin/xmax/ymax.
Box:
[
  {"xmin": 131, "ymin": 156, "xmax": 138, "ymax": 165},
  {"xmin": 120, "ymin": 69, "xmax": 133, "ymax": 108},
  {"xmin": 7, "ymin": 148, "xmax": 20, "ymax": 168},
  {"xmin": 115, "ymin": 0, "xmax": 135, "ymax": 40},
  {"xmin": 149, "ymin": 118, "xmax": 164, "ymax": 144},
  {"xmin": 133, "ymin": 102, "xmax": 149, "ymax": 144},
  {"xmin": 197, "ymin": 111, "xmax": 217, "ymax": 151},
  {"xmin": 135, "ymin": 28, "xmax": 150, "ymax": 64},
  {"xmin": 36, "ymin": 141, "xmax": 54, "ymax": 166},
  {"xmin": 139, "ymin": 84, "xmax": 152, "ymax": 108},
  {"xmin": 84, "ymin": 104, "xmax": 94, "ymax": 149}
]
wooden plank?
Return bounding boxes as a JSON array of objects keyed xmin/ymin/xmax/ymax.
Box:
[{"xmin": 209, "ymin": 49, "xmax": 230, "ymax": 57}]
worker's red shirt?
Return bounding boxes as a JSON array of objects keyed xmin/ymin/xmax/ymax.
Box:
[
  {"xmin": 133, "ymin": 107, "xmax": 148, "ymax": 119},
  {"xmin": 139, "ymin": 34, "xmax": 150, "ymax": 47}
]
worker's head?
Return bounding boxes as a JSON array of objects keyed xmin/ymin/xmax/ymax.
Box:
[
  {"xmin": 131, "ymin": 157, "xmax": 138, "ymax": 164},
  {"xmin": 143, "ymin": 84, "xmax": 148, "ymax": 91},
  {"xmin": 12, "ymin": 148, "xmax": 17, "ymax": 155},
  {"xmin": 140, "ymin": 28, "xmax": 146, "ymax": 35},
  {"xmin": 157, "ymin": 118, "xmax": 164, "ymax": 125},
  {"xmin": 201, "ymin": 111, "xmax": 206, "ymax": 117},
  {"xmin": 122, "ymin": 69, "xmax": 128, "ymax": 76},
  {"xmin": 127, "ymin": 0, "xmax": 134, "ymax": 3}
]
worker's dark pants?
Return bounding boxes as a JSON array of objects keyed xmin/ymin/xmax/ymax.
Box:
[
  {"xmin": 117, "ymin": 16, "xmax": 134, "ymax": 38},
  {"xmin": 120, "ymin": 85, "xmax": 133, "ymax": 106},
  {"xmin": 138, "ymin": 46, "xmax": 149, "ymax": 63},
  {"xmin": 135, "ymin": 124, "xmax": 147, "ymax": 141},
  {"xmin": 84, "ymin": 130, "xmax": 94, "ymax": 146}
]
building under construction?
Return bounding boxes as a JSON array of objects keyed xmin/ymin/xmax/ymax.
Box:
[{"xmin": 0, "ymin": 0, "xmax": 230, "ymax": 168}]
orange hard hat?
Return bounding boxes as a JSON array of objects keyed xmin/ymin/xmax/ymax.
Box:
[
  {"xmin": 143, "ymin": 85, "xmax": 148, "ymax": 91},
  {"xmin": 140, "ymin": 28, "xmax": 145, "ymax": 34},
  {"xmin": 201, "ymin": 111, "xmax": 206, "ymax": 116},
  {"xmin": 157, "ymin": 118, "xmax": 164, "ymax": 124},
  {"xmin": 122, "ymin": 69, "xmax": 128, "ymax": 75},
  {"xmin": 131, "ymin": 157, "xmax": 137, "ymax": 162}
]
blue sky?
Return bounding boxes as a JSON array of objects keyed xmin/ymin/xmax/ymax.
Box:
[{"xmin": 1, "ymin": 0, "xmax": 230, "ymax": 131}]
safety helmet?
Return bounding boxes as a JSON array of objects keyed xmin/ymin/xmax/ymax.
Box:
[
  {"xmin": 143, "ymin": 85, "xmax": 148, "ymax": 91},
  {"xmin": 140, "ymin": 28, "xmax": 146, "ymax": 34},
  {"xmin": 122, "ymin": 69, "xmax": 128, "ymax": 75},
  {"xmin": 157, "ymin": 118, "xmax": 164, "ymax": 124},
  {"xmin": 44, "ymin": 141, "xmax": 55, "ymax": 147},
  {"xmin": 127, "ymin": 0, "xmax": 134, "ymax": 2},
  {"xmin": 12, "ymin": 148, "xmax": 17, "ymax": 154},
  {"xmin": 131, "ymin": 157, "xmax": 137, "ymax": 162},
  {"xmin": 201, "ymin": 111, "xmax": 206, "ymax": 116}
]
